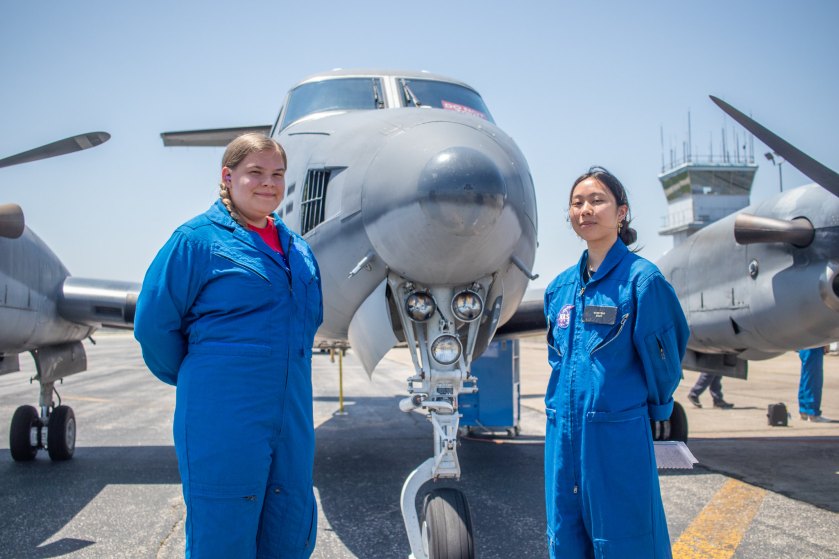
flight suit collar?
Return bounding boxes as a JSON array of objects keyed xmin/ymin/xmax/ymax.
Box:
[
  {"xmin": 579, "ymin": 239, "xmax": 628, "ymax": 284},
  {"xmin": 206, "ymin": 199, "xmax": 291, "ymax": 272}
]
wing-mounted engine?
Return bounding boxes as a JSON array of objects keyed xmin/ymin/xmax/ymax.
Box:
[
  {"xmin": 0, "ymin": 204, "xmax": 25, "ymax": 239},
  {"xmin": 58, "ymin": 277, "xmax": 141, "ymax": 329}
]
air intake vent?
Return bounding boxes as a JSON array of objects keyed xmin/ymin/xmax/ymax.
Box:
[{"xmin": 301, "ymin": 169, "xmax": 330, "ymax": 235}]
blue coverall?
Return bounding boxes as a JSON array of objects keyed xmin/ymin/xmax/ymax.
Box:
[
  {"xmin": 135, "ymin": 200, "xmax": 323, "ymax": 558},
  {"xmin": 543, "ymin": 239, "xmax": 689, "ymax": 558},
  {"xmin": 798, "ymin": 348, "xmax": 824, "ymax": 417}
]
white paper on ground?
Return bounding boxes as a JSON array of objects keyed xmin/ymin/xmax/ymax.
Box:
[{"xmin": 653, "ymin": 441, "xmax": 698, "ymax": 469}]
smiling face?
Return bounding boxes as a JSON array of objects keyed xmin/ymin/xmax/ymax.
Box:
[
  {"xmin": 569, "ymin": 177, "xmax": 628, "ymax": 250},
  {"xmin": 222, "ymin": 149, "xmax": 286, "ymax": 227}
]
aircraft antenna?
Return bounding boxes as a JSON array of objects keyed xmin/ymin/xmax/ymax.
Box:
[
  {"xmin": 710, "ymin": 132, "xmax": 714, "ymax": 162},
  {"xmin": 687, "ymin": 111, "xmax": 692, "ymax": 162},
  {"xmin": 721, "ymin": 126, "xmax": 727, "ymax": 163},
  {"xmin": 660, "ymin": 125, "xmax": 665, "ymax": 173},
  {"xmin": 732, "ymin": 126, "xmax": 738, "ymax": 163}
]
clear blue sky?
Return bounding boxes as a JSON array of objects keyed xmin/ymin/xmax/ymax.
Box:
[{"xmin": 2, "ymin": 1, "xmax": 837, "ymax": 287}]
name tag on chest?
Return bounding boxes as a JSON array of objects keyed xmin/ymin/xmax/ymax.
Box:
[{"xmin": 583, "ymin": 305, "xmax": 618, "ymax": 325}]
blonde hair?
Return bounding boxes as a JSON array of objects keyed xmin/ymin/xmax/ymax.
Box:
[{"xmin": 219, "ymin": 133, "xmax": 287, "ymax": 227}]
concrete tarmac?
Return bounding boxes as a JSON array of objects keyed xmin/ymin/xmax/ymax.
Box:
[{"xmin": 0, "ymin": 333, "xmax": 837, "ymax": 558}]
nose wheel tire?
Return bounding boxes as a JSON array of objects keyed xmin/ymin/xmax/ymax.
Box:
[
  {"xmin": 650, "ymin": 401, "xmax": 689, "ymax": 442},
  {"xmin": 47, "ymin": 405, "xmax": 76, "ymax": 461},
  {"xmin": 668, "ymin": 401, "xmax": 688, "ymax": 442},
  {"xmin": 9, "ymin": 405, "xmax": 40, "ymax": 461},
  {"xmin": 421, "ymin": 488, "xmax": 475, "ymax": 559}
]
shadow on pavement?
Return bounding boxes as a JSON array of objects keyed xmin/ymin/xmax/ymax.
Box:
[
  {"xmin": 687, "ymin": 436, "xmax": 839, "ymax": 512},
  {"xmin": 0, "ymin": 446, "xmax": 180, "ymax": 558}
]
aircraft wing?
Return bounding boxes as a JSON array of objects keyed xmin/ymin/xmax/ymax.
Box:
[
  {"xmin": 710, "ymin": 96, "xmax": 839, "ymax": 197},
  {"xmin": 57, "ymin": 277, "xmax": 141, "ymax": 330},
  {"xmin": 161, "ymin": 125, "xmax": 272, "ymax": 147},
  {"xmin": 494, "ymin": 298, "xmax": 546, "ymax": 338}
]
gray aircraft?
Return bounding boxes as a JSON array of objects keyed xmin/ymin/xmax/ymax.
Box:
[
  {"xmin": 163, "ymin": 69, "xmax": 539, "ymax": 559},
  {"xmin": 0, "ymin": 132, "xmax": 139, "ymax": 462},
  {"xmin": 654, "ymin": 97, "xmax": 839, "ymax": 379}
]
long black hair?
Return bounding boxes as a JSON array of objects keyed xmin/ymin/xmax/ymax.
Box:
[{"xmin": 569, "ymin": 166, "xmax": 637, "ymax": 246}]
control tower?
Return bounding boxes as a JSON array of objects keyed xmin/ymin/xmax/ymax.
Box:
[{"xmin": 658, "ymin": 132, "xmax": 757, "ymax": 246}]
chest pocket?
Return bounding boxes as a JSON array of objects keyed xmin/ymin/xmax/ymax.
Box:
[
  {"xmin": 211, "ymin": 243, "xmax": 272, "ymax": 285},
  {"xmin": 589, "ymin": 310, "xmax": 631, "ymax": 356}
]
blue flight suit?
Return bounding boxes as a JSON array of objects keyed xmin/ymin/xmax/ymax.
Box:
[
  {"xmin": 798, "ymin": 348, "xmax": 824, "ymax": 416},
  {"xmin": 543, "ymin": 240, "xmax": 689, "ymax": 558},
  {"xmin": 135, "ymin": 200, "xmax": 323, "ymax": 559}
]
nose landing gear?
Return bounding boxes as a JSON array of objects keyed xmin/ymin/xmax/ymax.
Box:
[{"xmin": 391, "ymin": 274, "xmax": 494, "ymax": 559}]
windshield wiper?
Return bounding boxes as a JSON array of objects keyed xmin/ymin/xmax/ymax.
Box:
[
  {"xmin": 372, "ymin": 79, "xmax": 385, "ymax": 109},
  {"xmin": 399, "ymin": 79, "xmax": 422, "ymax": 107}
]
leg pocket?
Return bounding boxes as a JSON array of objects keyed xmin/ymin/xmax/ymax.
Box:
[
  {"xmin": 187, "ymin": 482, "xmax": 262, "ymax": 559},
  {"xmin": 581, "ymin": 408, "xmax": 654, "ymax": 542},
  {"xmin": 257, "ymin": 485, "xmax": 317, "ymax": 557}
]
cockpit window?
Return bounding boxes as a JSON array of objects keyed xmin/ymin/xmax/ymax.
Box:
[
  {"xmin": 280, "ymin": 78, "xmax": 383, "ymax": 130},
  {"xmin": 400, "ymin": 79, "xmax": 494, "ymax": 123}
]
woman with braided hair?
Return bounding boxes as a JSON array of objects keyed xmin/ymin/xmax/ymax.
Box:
[{"xmin": 135, "ymin": 133, "xmax": 322, "ymax": 558}]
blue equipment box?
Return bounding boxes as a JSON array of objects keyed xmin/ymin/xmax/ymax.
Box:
[{"xmin": 459, "ymin": 339, "xmax": 520, "ymax": 433}]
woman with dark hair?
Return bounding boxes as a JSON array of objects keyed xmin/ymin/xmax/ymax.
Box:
[
  {"xmin": 543, "ymin": 167, "xmax": 689, "ymax": 557},
  {"xmin": 135, "ymin": 133, "xmax": 322, "ymax": 558}
]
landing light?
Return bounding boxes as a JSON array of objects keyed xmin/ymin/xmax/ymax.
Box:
[
  {"xmin": 451, "ymin": 290, "xmax": 483, "ymax": 322},
  {"xmin": 431, "ymin": 335, "xmax": 462, "ymax": 365},
  {"xmin": 405, "ymin": 292, "xmax": 436, "ymax": 322}
]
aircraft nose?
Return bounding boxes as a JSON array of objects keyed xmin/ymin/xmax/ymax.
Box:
[
  {"xmin": 417, "ymin": 146, "xmax": 505, "ymax": 236},
  {"xmin": 362, "ymin": 121, "xmax": 523, "ymax": 285}
]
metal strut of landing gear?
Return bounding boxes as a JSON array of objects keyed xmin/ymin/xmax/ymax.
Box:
[{"xmin": 390, "ymin": 273, "xmax": 493, "ymax": 559}]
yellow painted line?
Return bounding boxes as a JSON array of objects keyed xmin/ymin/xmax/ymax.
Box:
[{"xmin": 672, "ymin": 478, "xmax": 765, "ymax": 559}]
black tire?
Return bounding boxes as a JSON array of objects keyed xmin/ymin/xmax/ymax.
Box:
[
  {"xmin": 650, "ymin": 401, "xmax": 689, "ymax": 442},
  {"xmin": 47, "ymin": 405, "xmax": 76, "ymax": 461},
  {"xmin": 10, "ymin": 405, "xmax": 40, "ymax": 461},
  {"xmin": 422, "ymin": 488, "xmax": 475, "ymax": 559},
  {"xmin": 669, "ymin": 401, "xmax": 689, "ymax": 443}
]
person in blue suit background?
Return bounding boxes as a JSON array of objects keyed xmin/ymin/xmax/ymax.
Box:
[
  {"xmin": 798, "ymin": 347, "xmax": 832, "ymax": 422},
  {"xmin": 135, "ymin": 133, "xmax": 322, "ymax": 558},
  {"xmin": 543, "ymin": 167, "xmax": 689, "ymax": 558}
]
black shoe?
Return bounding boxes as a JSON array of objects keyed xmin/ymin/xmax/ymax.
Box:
[
  {"xmin": 687, "ymin": 394, "xmax": 702, "ymax": 408},
  {"xmin": 713, "ymin": 400, "xmax": 734, "ymax": 409}
]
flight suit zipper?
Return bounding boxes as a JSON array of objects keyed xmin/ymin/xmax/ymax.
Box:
[
  {"xmin": 285, "ymin": 234, "xmax": 295, "ymax": 284},
  {"xmin": 568, "ymin": 290, "xmax": 583, "ymax": 496}
]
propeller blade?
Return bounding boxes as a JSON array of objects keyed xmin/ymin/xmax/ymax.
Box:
[
  {"xmin": 710, "ymin": 96, "xmax": 839, "ymax": 198},
  {"xmin": 0, "ymin": 132, "xmax": 110, "ymax": 169}
]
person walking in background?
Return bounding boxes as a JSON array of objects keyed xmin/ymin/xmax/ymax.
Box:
[
  {"xmin": 687, "ymin": 373, "xmax": 734, "ymax": 409},
  {"xmin": 798, "ymin": 347, "xmax": 832, "ymax": 422}
]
